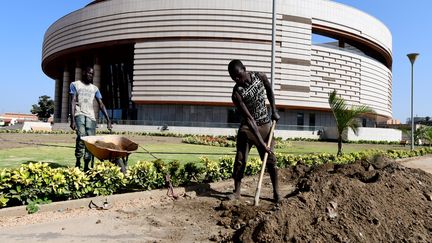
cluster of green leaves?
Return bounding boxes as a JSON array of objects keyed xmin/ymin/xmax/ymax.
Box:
[
  {"xmin": 0, "ymin": 163, "xmax": 91, "ymax": 212},
  {"xmin": 127, "ymin": 160, "xmax": 160, "ymax": 190},
  {"xmin": 182, "ymin": 135, "xmax": 237, "ymax": 147},
  {"xmin": 87, "ymin": 162, "xmax": 126, "ymax": 196},
  {"xmin": 2, "ymin": 147, "xmax": 432, "ymax": 211}
]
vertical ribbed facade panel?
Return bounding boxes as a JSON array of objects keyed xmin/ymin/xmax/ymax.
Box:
[
  {"xmin": 310, "ymin": 45, "xmax": 362, "ymax": 108},
  {"xmin": 360, "ymin": 58, "xmax": 392, "ymax": 117},
  {"xmin": 133, "ymin": 40, "xmax": 270, "ymax": 104},
  {"xmin": 277, "ymin": 15, "xmax": 312, "ymax": 106}
]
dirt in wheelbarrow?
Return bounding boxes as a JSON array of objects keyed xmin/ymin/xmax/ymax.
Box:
[{"xmin": 1, "ymin": 157, "xmax": 432, "ymax": 242}]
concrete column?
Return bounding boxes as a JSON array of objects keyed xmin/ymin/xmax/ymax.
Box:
[
  {"xmin": 54, "ymin": 77, "xmax": 62, "ymax": 122},
  {"xmin": 93, "ymin": 56, "xmax": 102, "ymax": 121},
  {"xmin": 60, "ymin": 66, "xmax": 71, "ymax": 123},
  {"xmin": 75, "ymin": 60, "xmax": 82, "ymax": 81}
]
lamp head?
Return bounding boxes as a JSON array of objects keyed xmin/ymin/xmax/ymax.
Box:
[{"xmin": 407, "ymin": 53, "xmax": 419, "ymax": 64}]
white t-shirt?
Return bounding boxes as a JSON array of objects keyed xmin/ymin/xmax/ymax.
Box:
[{"xmin": 69, "ymin": 80, "xmax": 102, "ymax": 121}]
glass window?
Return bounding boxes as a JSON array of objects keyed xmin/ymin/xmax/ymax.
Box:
[
  {"xmin": 309, "ymin": 113, "xmax": 316, "ymax": 129},
  {"xmin": 297, "ymin": 113, "xmax": 304, "ymax": 130}
]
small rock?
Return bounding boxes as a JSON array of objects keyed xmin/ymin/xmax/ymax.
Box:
[
  {"xmin": 327, "ymin": 206, "xmax": 338, "ymax": 219},
  {"xmin": 96, "ymin": 219, "xmax": 101, "ymax": 224},
  {"xmin": 61, "ymin": 227, "xmax": 65, "ymax": 230},
  {"xmin": 329, "ymin": 201, "xmax": 338, "ymax": 209},
  {"xmin": 185, "ymin": 191, "xmax": 197, "ymax": 199}
]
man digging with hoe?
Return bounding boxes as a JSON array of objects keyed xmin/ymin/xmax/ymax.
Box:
[{"xmin": 227, "ymin": 59, "xmax": 280, "ymax": 203}]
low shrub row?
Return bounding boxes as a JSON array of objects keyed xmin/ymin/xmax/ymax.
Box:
[
  {"xmin": 346, "ymin": 139, "xmax": 402, "ymax": 145},
  {"xmin": 182, "ymin": 135, "xmax": 293, "ymax": 148},
  {"xmin": 0, "ymin": 129, "xmax": 189, "ymax": 137},
  {"xmin": 1, "ymin": 147, "xmax": 432, "ymax": 211}
]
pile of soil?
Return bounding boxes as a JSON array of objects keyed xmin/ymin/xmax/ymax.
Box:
[
  {"xmin": 224, "ymin": 158, "xmax": 432, "ymax": 242},
  {"xmin": 94, "ymin": 140, "xmax": 122, "ymax": 150}
]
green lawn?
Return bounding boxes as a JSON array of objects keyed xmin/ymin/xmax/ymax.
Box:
[
  {"xmin": 0, "ymin": 140, "xmax": 410, "ymax": 169},
  {"xmin": 0, "ymin": 143, "xmax": 260, "ymax": 168}
]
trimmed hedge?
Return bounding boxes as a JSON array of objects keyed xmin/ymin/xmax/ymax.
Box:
[
  {"xmin": 182, "ymin": 135, "xmax": 293, "ymax": 148},
  {"xmin": 1, "ymin": 147, "xmax": 432, "ymax": 211}
]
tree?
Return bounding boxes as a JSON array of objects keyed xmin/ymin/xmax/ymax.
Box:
[
  {"xmin": 328, "ymin": 90, "xmax": 374, "ymax": 156},
  {"xmin": 31, "ymin": 95, "xmax": 54, "ymax": 122},
  {"xmin": 422, "ymin": 126, "xmax": 432, "ymax": 146}
]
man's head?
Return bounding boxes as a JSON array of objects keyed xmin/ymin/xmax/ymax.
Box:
[
  {"xmin": 83, "ymin": 66, "xmax": 94, "ymax": 84},
  {"xmin": 228, "ymin": 59, "xmax": 248, "ymax": 85}
]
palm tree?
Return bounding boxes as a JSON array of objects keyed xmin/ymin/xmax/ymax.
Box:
[
  {"xmin": 421, "ymin": 126, "xmax": 432, "ymax": 146},
  {"xmin": 328, "ymin": 90, "xmax": 374, "ymax": 156}
]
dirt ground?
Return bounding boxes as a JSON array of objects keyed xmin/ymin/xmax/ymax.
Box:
[
  {"xmin": 1, "ymin": 154, "xmax": 432, "ymax": 242},
  {"xmin": 0, "ymin": 170, "xmax": 293, "ymax": 242},
  {"xmin": 0, "ymin": 133, "xmax": 183, "ymax": 150}
]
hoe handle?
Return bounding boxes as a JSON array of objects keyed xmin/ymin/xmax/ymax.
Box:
[{"xmin": 254, "ymin": 121, "xmax": 277, "ymax": 206}]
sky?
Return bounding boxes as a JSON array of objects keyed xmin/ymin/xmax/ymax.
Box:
[{"xmin": 0, "ymin": 0, "xmax": 430, "ymax": 123}]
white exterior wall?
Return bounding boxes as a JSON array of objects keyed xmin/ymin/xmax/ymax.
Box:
[
  {"xmin": 324, "ymin": 127, "xmax": 402, "ymax": 142},
  {"xmin": 347, "ymin": 127, "xmax": 401, "ymax": 142},
  {"xmin": 43, "ymin": 0, "xmax": 393, "ymax": 121}
]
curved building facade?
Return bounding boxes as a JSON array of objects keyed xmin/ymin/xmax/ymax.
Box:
[{"xmin": 43, "ymin": 0, "xmax": 392, "ymax": 129}]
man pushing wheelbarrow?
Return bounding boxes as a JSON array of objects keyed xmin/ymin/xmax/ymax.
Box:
[
  {"xmin": 70, "ymin": 66, "xmax": 112, "ymax": 172},
  {"xmin": 227, "ymin": 60, "xmax": 280, "ymax": 204}
]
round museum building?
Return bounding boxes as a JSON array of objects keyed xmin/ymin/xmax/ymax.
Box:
[{"xmin": 42, "ymin": 0, "xmax": 392, "ymax": 130}]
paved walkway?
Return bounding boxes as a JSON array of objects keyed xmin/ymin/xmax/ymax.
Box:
[{"xmin": 399, "ymin": 155, "xmax": 432, "ymax": 174}]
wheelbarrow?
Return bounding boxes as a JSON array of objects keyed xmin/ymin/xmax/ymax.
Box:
[{"xmin": 81, "ymin": 135, "xmax": 138, "ymax": 174}]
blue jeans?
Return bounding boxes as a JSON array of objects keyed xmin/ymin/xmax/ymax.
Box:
[{"xmin": 74, "ymin": 115, "xmax": 96, "ymax": 161}]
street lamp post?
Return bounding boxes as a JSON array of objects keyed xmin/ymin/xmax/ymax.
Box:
[
  {"xmin": 270, "ymin": 0, "xmax": 276, "ymax": 90},
  {"xmin": 407, "ymin": 53, "xmax": 419, "ymax": 151}
]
